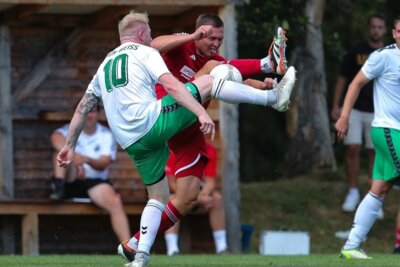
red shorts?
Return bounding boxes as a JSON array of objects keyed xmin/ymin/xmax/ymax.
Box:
[{"xmin": 167, "ymin": 123, "xmax": 209, "ymax": 179}]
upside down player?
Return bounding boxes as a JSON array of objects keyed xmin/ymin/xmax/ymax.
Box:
[{"xmin": 118, "ymin": 13, "xmax": 289, "ymax": 260}]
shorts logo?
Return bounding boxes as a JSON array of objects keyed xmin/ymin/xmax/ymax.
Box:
[{"xmin": 180, "ymin": 65, "xmax": 195, "ymax": 80}]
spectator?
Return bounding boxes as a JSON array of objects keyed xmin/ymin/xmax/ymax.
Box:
[{"xmin": 50, "ymin": 105, "xmax": 131, "ymax": 243}]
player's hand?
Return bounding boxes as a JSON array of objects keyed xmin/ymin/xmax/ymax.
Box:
[
  {"xmin": 197, "ymin": 193, "xmax": 213, "ymax": 210},
  {"xmin": 76, "ymin": 164, "xmax": 85, "ymax": 179},
  {"xmin": 192, "ymin": 25, "xmax": 213, "ymax": 40},
  {"xmin": 57, "ymin": 146, "xmax": 75, "ymax": 168},
  {"xmin": 264, "ymin": 77, "xmax": 278, "ymax": 89},
  {"xmin": 198, "ymin": 113, "xmax": 215, "ymax": 141},
  {"xmin": 335, "ymin": 115, "xmax": 349, "ymax": 141}
]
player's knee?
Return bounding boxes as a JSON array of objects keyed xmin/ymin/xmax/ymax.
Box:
[
  {"xmin": 176, "ymin": 193, "xmax": 198, "ymax": 210},
  {"xmin": 193, "ymin": 75, "xmax": 213, "ymax": 100}
]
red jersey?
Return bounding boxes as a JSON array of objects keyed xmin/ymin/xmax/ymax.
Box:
[{"xmin": 155, "ymin": 41, "xmax": 225, "ymax": 98}]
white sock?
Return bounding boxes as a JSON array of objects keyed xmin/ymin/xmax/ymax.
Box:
[
  {"xmin": 128, "ymin": 236, "xmax": 139, "ymax": 251},
  {"xmin": 349, "ymin": 187, "xmax": 360, "ymax": 196},
  {"xmin": 344, "ymin": 192, "xmax": 383, "ymax": 249},
  {"xmin": 164, "ymin": 233, "xmax": 179, "ymax": 255},
  {"xmin": 137, "ymin": 199, "xmax": 165, "ymax": 254},
  {"xmin": 211, "ymin": 78, "xmax": 276, "ymax": 106},
  {"xmin": 213, "ymin": 230, "xmax": 228, "ymax": 254},
  {"xmin": 260, "ymin": 56, "xmax": 273, "ymax": 73}
]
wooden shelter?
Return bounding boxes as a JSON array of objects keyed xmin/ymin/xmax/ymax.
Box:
[{"xmin": 0, "ymin": 0, "xmax": 242, "ymax": 254}]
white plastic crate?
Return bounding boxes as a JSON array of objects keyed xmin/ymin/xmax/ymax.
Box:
[{"xmin": 259, "ymin": 230, "xmax": 310, "ymax": 255}]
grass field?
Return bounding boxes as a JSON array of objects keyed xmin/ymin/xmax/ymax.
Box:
[
  {"xmin": 1, "ymin": 254, "xmax": 400, "ymax": 267},
  {"xmin": 240, "ymin": 172, "xmax": 400, "ymax": 254}
]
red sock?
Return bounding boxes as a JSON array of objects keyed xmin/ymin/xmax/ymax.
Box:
[
  {"xmin": 225, "ymin": 59, "xmax": 262, "ymax": 78},
  {"xmin": 157, "ymin": 201, "xmax": 182, "ymax": 234},
  {"xmin": 133, "ymin": 200, "xmax": 182, "ymax": 240},
  {"xmin": 395, "ymin": 228, "xmax": 400, "ymax": 247}
]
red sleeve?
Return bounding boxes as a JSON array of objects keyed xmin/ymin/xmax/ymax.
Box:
[
  {"xmin": 225, "ymin": 59, "xmax": 262, "ymax": 79},
  {"xmin": 204, "ymin": 143, "xmax": 217, "ymax": 177}
]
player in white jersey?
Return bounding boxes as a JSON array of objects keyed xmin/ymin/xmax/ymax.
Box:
[
  {"xmin": 336, "ymin": 15, "xmax": 400, "ymax": 260},
  {"xmin": 57, "ymin": 11, "xmax": 296, "ymax": 267}
]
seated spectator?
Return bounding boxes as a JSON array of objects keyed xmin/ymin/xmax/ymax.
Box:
[
  {"xmin": 164, "ymin": 142, "xmax": 228, "ymax": 255},
  {"xmin": 49, "ymin": 105, "xmax": 131, "ymax": 243}
]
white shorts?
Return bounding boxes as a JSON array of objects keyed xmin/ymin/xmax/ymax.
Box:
[{"xmin": 344, "ymin": 109, "xmax": 374, "ymax": 149}]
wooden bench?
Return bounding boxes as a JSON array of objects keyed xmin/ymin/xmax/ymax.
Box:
[
  {"xmin": 0, "ymin": 199, "xmax": 146, "ymax": 255},
  {"xmin": 0, "ymin": 198, "xmax": 212, "ymax": 255}
]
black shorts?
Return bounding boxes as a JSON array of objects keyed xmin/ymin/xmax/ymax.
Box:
[{"xmin": 64, "ymin": 178, "xmax": 112, "ymax": 199}]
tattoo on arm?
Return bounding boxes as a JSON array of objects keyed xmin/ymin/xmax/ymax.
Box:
[
  {"xmin": 66, "ymin": 93, "xmax": 100, "ymax": 148},
  {"xmin": 78, "ymin": 93, "xmax": 100, "ymax": 115}
]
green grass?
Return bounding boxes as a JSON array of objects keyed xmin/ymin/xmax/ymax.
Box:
[
  {"xmin": 1, "ymin": 254, "xmax": 400, "ymax": 266},
  {"xmin": 240, "ymin": 172, "xmax": 400, "ymax": 254}
]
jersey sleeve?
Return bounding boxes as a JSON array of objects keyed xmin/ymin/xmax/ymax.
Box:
[
  {"xmin": 86, "ymin": 73, "xmax": 101, "ymax": 97},
  {"xmin": 146, "ymin": 49, "xmax": 171, "ymax": 81},
  {"xmin": 361, "ymin": 50, "xmax": 384, "ymax": 80}
]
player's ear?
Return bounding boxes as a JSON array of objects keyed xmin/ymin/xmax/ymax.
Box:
[{"xmin": 138, "ymin": 29, "xmax": 143, "ymax": 40}]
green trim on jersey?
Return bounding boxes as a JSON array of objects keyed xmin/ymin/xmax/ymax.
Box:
[
  {"xmin": 125, "ymin": 83, "xmax": 201, "ymax": 185},
  {"xmin": 371, "ymin": 127, "xmax": 400, "ymax": 182}
]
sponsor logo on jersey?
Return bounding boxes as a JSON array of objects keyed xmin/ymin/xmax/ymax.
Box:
[
  {"xmin": 190, "ymin": 54, "xmax": 196, "ymax": 61},
  {"xmin": 180, "ymin": 65, "xmax": 195, "ymax": 80}
]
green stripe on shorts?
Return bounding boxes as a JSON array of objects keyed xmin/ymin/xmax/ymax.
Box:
[{"xmin": 125, "ymin": 83, "xmax": 201, "ymax": 185}]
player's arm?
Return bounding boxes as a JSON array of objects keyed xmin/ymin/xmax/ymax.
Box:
[
  {"xmin": 51, "ymin": 131, "xmax": 66, "ymax": 152},
  {"xmin": 151, "ymin": 25, "xmax": 214, "ymax": 54},
  {"xmin": 194, "ymin": 60, "xmax": 220, "ymax": 79},
  {"xmin": 331, "ymin": 75, "xmax": 347, "ymax": 120},
  {"xmin": 158, "ymin": 73, "xmax": 215, "ymax": 139},
  {"xmin": 57, "ymin": 93, "xmax": 100, "ymax": 168},
  {"xmin": 243, "ymin": 77, "xmax": 277, "ymax": 90},
  {"xmin": 335, "ymin": 71, "xmax": 370, "ymax": 139},
  {"xmin": 197, "ymin": 177, "xmax": 215, "ymax": 209}
]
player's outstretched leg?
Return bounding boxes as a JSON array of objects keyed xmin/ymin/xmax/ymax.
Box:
[
  {"xmin": 268, "ymin": 27, "xmax": 288, "ymax": 75},
  {"xmin": 205, "ymin": 66, "xmax": 296, "ymax": 111},
  {"xmin": 271, "ymin": 66, "xmax": 296, "ymax": 111}
]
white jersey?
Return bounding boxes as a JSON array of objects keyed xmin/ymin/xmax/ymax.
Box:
[
  {"xmin": 56, "ymin": 123, "xmax": 116, "ymax": 180},
  {"xmin": 362, "ymin": 44, "xmax": 400, "ymax": 131},
  {"xmin": 86, "ymin": 42, "xmax": 171, "ymax": 149}
]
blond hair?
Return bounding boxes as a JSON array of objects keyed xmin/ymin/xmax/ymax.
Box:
[{"xmin": 118, "ymin": 11, "xmax": 149, "ymax": 37}]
